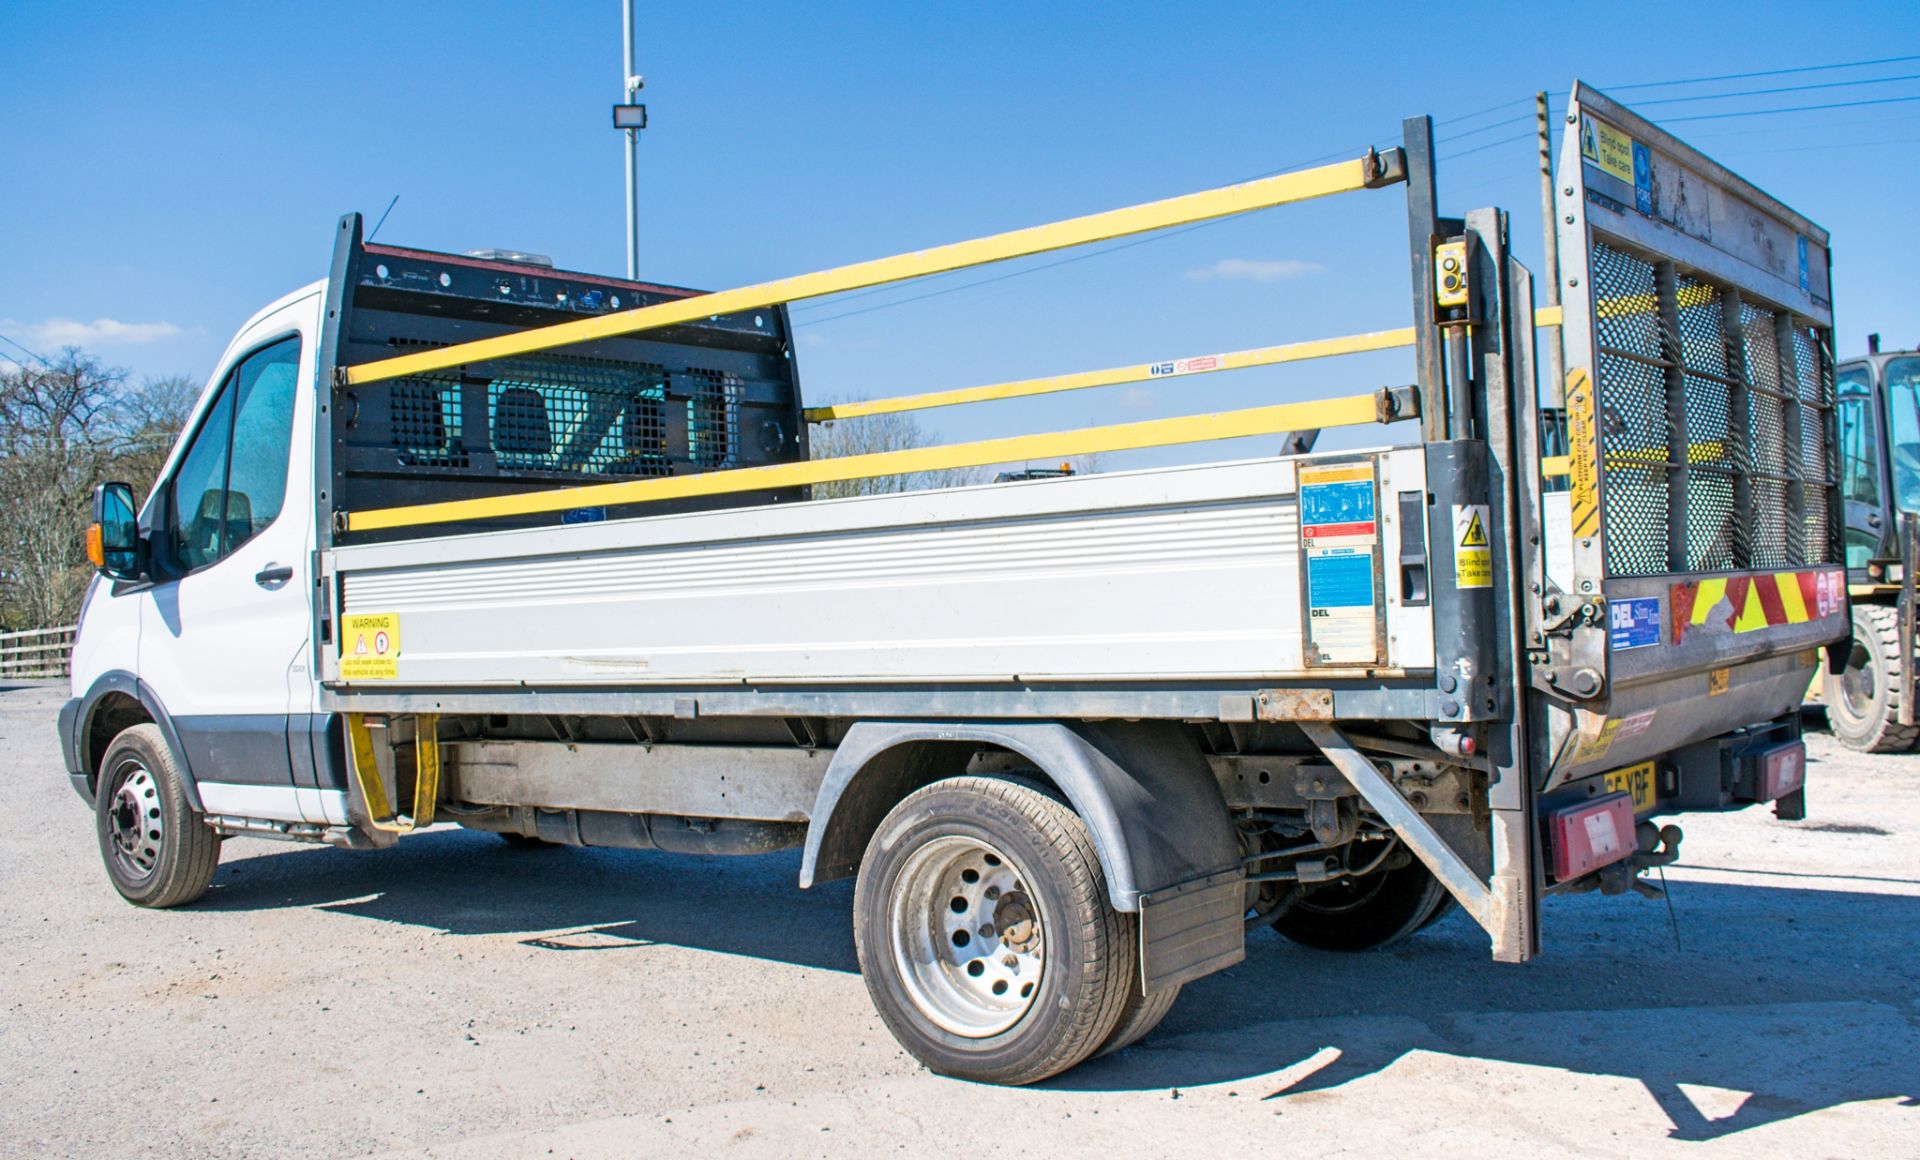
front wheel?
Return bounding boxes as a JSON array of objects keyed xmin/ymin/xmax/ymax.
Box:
[
  {"xmin": 853, "ymin": 776, "xmax": 1135, "ymax": 1085},
  {"xmin": 1824, "ymin": 605, "xmax": 1919, "ymax": 752},
  {"xmin": 94, "ymin": 724, "xmax": 221, "ymax": 908}
]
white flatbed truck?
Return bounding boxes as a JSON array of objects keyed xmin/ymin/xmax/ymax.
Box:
[{"xmin": 63, "ymin": 86, "xmax": 1845, "ymax": 1083}]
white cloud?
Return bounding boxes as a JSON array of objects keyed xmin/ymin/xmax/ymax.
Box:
[
  {"xmin": 1183, "ymin": 258, "xmax": 1323, "ymax": 283},
  {"xmin": 3, "ymin": 317, "xmax": 189, "ymax": 348}
]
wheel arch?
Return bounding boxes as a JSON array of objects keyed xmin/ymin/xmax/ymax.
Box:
[
  {"xmin": 71, "ymin": 671, "xmax": 203, "ymax": 812},
  {"xmin": 799, "ymin": 720, "xmax": 1241, "ymax": 912}
]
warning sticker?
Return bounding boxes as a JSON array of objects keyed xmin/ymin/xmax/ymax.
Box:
[
  {"xmin": 1564, "ymin": 368, "xmax": 1600, "ymax": 542},
  {"xmin": 340, "ymin": 611, "xmax": 402, "ymax": 681},
  {"xmin": 1148, "ymin": 353, "xmax": 1225, "ymax": 378},
  {"xmin": 1299, "ymin": 463, "xmax": 1377, "ymax": 544},
  {"xmin": 1570, "ymin": 708, "xmax": 1656, "ymax": 764},
  {"xmin": 1453, "ymin": 503, "xmax": 1491, "ymax": 589},
  {"xmin": 1708, "ymin": 667, "xmax": 1730, "ymax": 697},
  {"xmin": 1299, "ymin": 462, "xmax": 1380, "ymax": 665},
  {"xmin": 1580, "ymin": 114, "xmax": 1637, "ymax": 185}
]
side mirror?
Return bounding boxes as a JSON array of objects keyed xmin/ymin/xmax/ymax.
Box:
[{"xmin": 87, "ymin": 482, "xmax": 144, "ymax": 581}]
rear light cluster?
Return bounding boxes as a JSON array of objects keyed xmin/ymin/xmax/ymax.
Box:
[
  {"xmin": 1548, "ymin": 792, "xmax": 1635, "ymax": 882},
  {"xmin": 1751, "ymin": 741, "xmax": 1806, "ymax": 803}
]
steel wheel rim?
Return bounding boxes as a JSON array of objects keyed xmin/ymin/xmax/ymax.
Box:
[
  {"xmin": 1840, "ymin": 642, "xmax": 1877, "ymax": 717},
  {"xmin": 107, "ymin": 760, "xmax": 164, "ymax": 881},
  {"xmin": 888, "ymin": 835, "xmax": 1046, "ymax": 1038}
]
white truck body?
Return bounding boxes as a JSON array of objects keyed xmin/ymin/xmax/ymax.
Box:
[{"xmin": 57, "ymin": 84, "xmax": 1848, "ymax": 1085}]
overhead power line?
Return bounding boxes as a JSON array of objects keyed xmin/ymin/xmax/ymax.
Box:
[
  {"xmin": 1662, "ymin": 93, "xmax": 1920, "ymax": 123},
  {"xmin": 0, "ymin": 332, "xmax": 52, "ymax": 367},
  {"xmin": 1634, "ymin": 71, "xmax": 1920, "ymax": 107},
  {"xmin": 1435, "ymin": 96, "xmax": 1534, "ymax": 128},
  {"xmin": 1440, "ymin": 131, "xmax": 1536, "ymax": 162},
  {"xmin": 1606, "ymin": 53, "xmax": 1920, "ymax": 91}
]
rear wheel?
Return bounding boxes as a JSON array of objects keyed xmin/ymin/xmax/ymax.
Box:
[
  {"xmin": 853, "ymin": 776, "xmax": 1134, "ymax": 1085},
  {"xmin": 94, "ymin": 724, "xmax": 220, "ymax": 908},
  {"xmin": 1825, "ymin": 605, "xmax": 1919, "ymax": 752},
  {"xmin": 1095, "ymin": 978, "xmax": 1181, "ymax": 1058},
  {"xmin": 1271, "ymin": 857, "xmax": 1448, "ymax": 952}
]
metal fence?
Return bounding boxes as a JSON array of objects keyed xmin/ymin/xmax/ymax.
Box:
[{"xmin": 0, "ymin": 625, "xmax": 76, "ymax": 680}]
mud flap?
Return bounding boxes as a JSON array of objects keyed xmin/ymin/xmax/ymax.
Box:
[{"xmin": 1137, "ymin": 869, "xmax": 1245, "ymax": 993}]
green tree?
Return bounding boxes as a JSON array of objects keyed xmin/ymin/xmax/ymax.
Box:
[{"xmin": 0, "ymin": 350, "xmax": 196, "ymax": 629}]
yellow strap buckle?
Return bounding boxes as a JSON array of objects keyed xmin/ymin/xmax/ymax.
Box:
[{"xmin": 345, "ymin": 712, "xmax": 440, "ymax": 833}]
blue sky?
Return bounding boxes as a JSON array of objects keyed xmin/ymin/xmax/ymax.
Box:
[{"xmin": 3, "ymin": 1, "xmax": 1917, "ymax": 468}]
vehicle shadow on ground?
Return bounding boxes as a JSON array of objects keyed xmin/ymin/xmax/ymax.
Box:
[{"xmin": 202, "ymin": 830, "xmax": 1920, "ymax": 1139}]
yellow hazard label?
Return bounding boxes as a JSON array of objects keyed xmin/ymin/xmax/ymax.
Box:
[
  {"xmin": 1571, "ymin": 718, "xmax": 1622, "ymax": 763},
  {"xmin": 1452, "ymin": 503, "xmax": 1492, "ymax": 589},
  {"xmin": 1580, "ymin": 114, "xmax": 1637, "ymax": 185},
  {"xmin": 1298, "ymin": 463, "xmax": 1374, "ymax": 485},
  {"xmin": 1708, "ymin": 667, "xmax": 1730, "ymax": 696},
  {"xmin": 1565, "ymin": 368, "xmax": 1600, "ymax": 542},
  {"xmin": 1571, "ymin": 708, "xmax": 1656, "ymax": 764},
  {"xmin": 340, "ymin": 611, "xmax": 402, "ymax": 681}
]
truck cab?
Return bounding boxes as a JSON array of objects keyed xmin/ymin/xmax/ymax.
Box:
[{"xmin": 63, "ymin": 284, "xmax": 335, "ymax": 836}]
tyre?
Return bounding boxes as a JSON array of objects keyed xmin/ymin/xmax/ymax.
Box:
[
  {"xmin": 94, "ymin": 724, "xmax": 221, "ymax": 908},
  {"xmin": 1415, "ymin": 891, "xmax": 1458, "ymax": 932},
  {"xmin": 853, "ymin": 776, "xmax": 1134, "ymax": 1085},
  {"xmin": 1095, "ymin": 979, "xmax": 1180, "ymax": 1058},
  {"xmin": 1271, "ymin": 857, "xmax": 1448, "ymax": 952},
  {"xmin": 1824, "ymin": 605, "xmax": 1919, "ymax": 752}
]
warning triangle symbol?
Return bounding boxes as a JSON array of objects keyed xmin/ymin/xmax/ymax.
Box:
[
  {"xmin": 1460, "ymin": 512, "xmax": 1488, "ymax": 547},
  {"xmin": 354, "ymin": 634, "xmax": 369, "ymax": 655}
]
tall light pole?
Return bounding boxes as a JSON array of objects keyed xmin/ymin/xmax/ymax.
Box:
[{"xmin": 616, "ymin": 0, "xmax": 644, "ymax": 279}]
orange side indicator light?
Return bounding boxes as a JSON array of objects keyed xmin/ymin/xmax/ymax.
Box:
[{"xmin": 84, "ymin": 522, "xmax": 105, "ymax": 568}]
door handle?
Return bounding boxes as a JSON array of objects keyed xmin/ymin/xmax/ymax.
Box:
[{"xmin": 255, "ymin": 563, "xmax": 294, "ymax": 587}]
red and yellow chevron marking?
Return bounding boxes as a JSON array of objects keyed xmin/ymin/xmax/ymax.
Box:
[{"xmin": 1669, "ymin": 569, "xmax": 1845, "ymax": 644}]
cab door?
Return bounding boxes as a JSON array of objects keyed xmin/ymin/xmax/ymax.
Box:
[
  {"xmin": 139, "ymin": 298, "xmax": 320, "ymax": 822},
  {"xmin": 1836, "ymin": 363, "xmax": 1893, "ymax": 576}
]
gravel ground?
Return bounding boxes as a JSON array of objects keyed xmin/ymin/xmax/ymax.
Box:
[{"xmin": 1, "ymin": 682, "xmax": 1915, "ymax": 1157}]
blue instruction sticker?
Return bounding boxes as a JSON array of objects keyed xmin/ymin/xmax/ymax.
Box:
[
  {"xmin": 1309, "ymin": 550, "xmax": 1375, "ymax": 609},
  {"xmin": 1300, "ymin": 480, "xmax": 1375, "ymax": 531},
  {"xmin": 1609, "ymin": 596, "xmax": 1662, "ymax": 650}
]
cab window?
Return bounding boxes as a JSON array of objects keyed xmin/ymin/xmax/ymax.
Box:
[
  {"xmin": 1837, "ymin": 369, "xmax": 1880, "ymax": 508},
  {"xmin": 1884, "ymin": 357, "xmax": 1920, "ymax": 514},
  {"xmin": 166, "ymin": 336, "xmax": 302, "ymax": 571}
]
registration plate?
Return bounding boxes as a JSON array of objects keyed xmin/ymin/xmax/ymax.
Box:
[{"xmin": 1603, "ymin": 761, "xmax": 1657, "ymax": 814}]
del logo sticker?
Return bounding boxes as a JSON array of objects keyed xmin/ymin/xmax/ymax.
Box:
[{"xmin": 341, "ymin": 611, "xmax": 402, "ymax": 680}]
